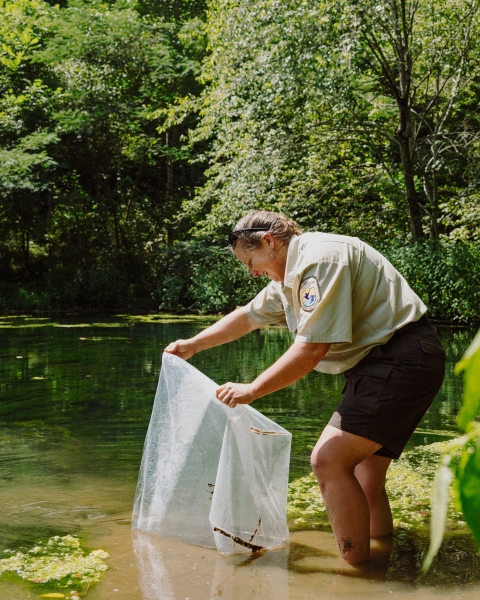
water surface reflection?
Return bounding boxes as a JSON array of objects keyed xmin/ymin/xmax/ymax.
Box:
[{"xmin": 0, "ymin": 316, "xmax": 478, "ymax": 598}]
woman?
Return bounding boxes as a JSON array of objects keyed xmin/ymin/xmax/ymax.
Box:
[{"xmin": 165, "ymin": 210, "xmax": 446, "ymax": 564}]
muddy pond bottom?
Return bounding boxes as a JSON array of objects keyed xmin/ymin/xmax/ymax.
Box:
[
  {"xmin": 1, "ymin": 437, "xmax": 479, "ymax": 600},
  {"xmin": 88, "ymin": 527, "xmax": 480, "ymax": 600},
  {"xmin": 3, "ymin": 513, "xmax": 480, "ymax": 600},
  {"xmin": 4, "ymin": 524, "xmax": 480, "ymax": 600}
]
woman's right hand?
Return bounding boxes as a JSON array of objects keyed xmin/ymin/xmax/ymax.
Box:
[{"xmin": 164, "ymin": 339, "xmax": 197, "ymax": 360}]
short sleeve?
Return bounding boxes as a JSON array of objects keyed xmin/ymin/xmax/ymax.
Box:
[
  {"xmin": 244, "ymin": 281, "xmax": 287, "ymax": 327},
  {"xmin": 295, "ymin": 261, "xmax": 353, "ymax": 343}
]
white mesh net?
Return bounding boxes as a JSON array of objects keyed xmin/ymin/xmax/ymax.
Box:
[{"xmin": 132, "ymin": 352, "xmax": 292, "ymax": 554}]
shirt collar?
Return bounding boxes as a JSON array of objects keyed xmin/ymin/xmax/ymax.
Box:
[{"xmin": 283, "ymin": 235, "xmax": 300, "ymax": 288}]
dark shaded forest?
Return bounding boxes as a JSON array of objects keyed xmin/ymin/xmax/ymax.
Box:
[{"xmin": 1, "ymin": 0, "xmax": 479, "ymax": 321}]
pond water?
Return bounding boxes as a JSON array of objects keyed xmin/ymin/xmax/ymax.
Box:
[{"xmin": 0, "ymin": 315, "xmax": 478, "ymax": 599}]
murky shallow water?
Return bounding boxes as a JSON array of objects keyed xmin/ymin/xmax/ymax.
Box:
[{"xmin": 0, "ymin": 315, "xmax": 478, "ymax": 598}]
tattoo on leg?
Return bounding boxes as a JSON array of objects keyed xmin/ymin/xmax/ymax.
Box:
[{"xmin": 341, "ymin": 537, "xmax": 355, "ymax": 556}]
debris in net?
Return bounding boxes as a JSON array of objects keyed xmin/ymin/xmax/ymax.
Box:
[{"xmin": 213, "ymin": 527, "xmax": 264, "ymax": 553}]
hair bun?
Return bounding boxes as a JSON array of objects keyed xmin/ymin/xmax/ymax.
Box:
[{"xmin": 231, "ymin": 210, "xmax": 302, "ymax": 251}]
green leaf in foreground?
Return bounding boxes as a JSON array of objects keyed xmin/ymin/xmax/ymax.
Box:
[
  {"xmin": 456, "ymin": 437, "xmax": 480, "ymax": 548},
  {"xmin": 422, "ymin": 454, "xmax": 453, "ymax": 571},
  {"xmin": 424, "ymin": 329, "xmax": 480, "ymax": 570},
  {"xmin": 455, "ymin": 329, "xmax": 480, "ymax": 431}
]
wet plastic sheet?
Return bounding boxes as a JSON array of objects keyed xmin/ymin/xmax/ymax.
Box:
[{"xmin": 132, "ymin": 352, "xmax": 292, "ymax": 554}]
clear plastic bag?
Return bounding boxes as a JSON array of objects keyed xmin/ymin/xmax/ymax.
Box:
[{"xmin": 132, "ymin": 352, "xmax": 292, "ymax": 554}]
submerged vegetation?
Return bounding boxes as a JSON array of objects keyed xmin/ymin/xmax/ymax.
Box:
[
  {"xmin": 0, "ymin": 319, "xmax": 478, "ymax": 592},
  {"xmin": 287, "ymin": 440, "xmax": 464, "ymax": 532},
  {"xmin": 0, "ymin": 535, "xmax": 109, "ymax": 597},
  {"xmin": 288, "ymin": 440, "xmax": 480, "ymax": 586}
]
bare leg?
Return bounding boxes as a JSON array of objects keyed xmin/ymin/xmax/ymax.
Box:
[
  {"xmin": 310, "ymin": 425, "xmax": 382, "ymax": 564},
  {"xmin": 354, "ymin": 454, "xmax": 393, "ymax": 537}
]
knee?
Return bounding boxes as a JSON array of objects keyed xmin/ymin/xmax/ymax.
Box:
[{"xmin": 310, "ymin": 448, "xmax": 337, "ymax": 485}]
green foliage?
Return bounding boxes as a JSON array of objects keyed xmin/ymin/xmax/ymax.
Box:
[
  {"xmin": 0, "ymin": 0, "xmax": 52, "ymax": 72},
  {"xmin": 456, "ymin": 330, "xmax": 480, "ymax": 428},
  {"xmin": 456, "ymin": 437, "xmax": 480, "ymax": 548},
  {"xmin": 424, "ymin": 453, "xmax": 454, "ymax": 570},
  {"xmin": 0, "ymin": 131, "xmax": 58, "ymax": 190},
  {"xmin": 155, "ymin": 242, "xmax": 266, "ymax": 314},
  {"xmin": 453, "ymin": 331, "xmax": 480, "ymax": 548},
  {"xmin": 0, "ymin": 239, "xmax": 264, "ymax": 313},
  {"xmin": 0, "ymin": 0, "xmax": 479, "ymax": 319},
  {"xmin": 0, "ymin": 0, "xmax": 208, "ymax": 308},
  {"xmin": 424, "ymin": 330, "xmax": 480, "ymax": 570},
  {"xmin": 382, "ymin": 239, "xmax": 480, "ymax": 324},
  {"xmin": 1, "ymin": 235, "xmax": 480, "ymax": 318},
  {"xmin": 187, "ymin": 0, "xmax": 480, "ymax": 243},
  {"xmin": 188, "ymin": 247, "xmax": 267, "ymax": 313}
]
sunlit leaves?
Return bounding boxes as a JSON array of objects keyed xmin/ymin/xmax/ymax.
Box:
[
  {"xmin": 456, "ymin": 436, "xmax": 480, "ymax": 547},
  {"xmin": 190, "ymin": 0, "xmax": 480, "ymax": 243},
  {"xmin": 423, "ymin": 452, "xmax": 454, "ymax": 571},
  {"xmin": 455, "ymin": 329, "xmax": 480, "ymax": 430},
  {"xmin": 423, "ymin": 454, "xmax": 453, "ymax": 570},
  {"xmin": 0, "ymin": 131, "xmax": 58, "ymax": 191},
  {"xmin": 0, "ymin": 0, "xmax": 52, "ymax": 72},
  {"xmin": 454, "ymin": 330, "xmax": 480, "ymax": 547}
]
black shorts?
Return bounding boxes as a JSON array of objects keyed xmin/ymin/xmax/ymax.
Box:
[{"xmin": 328, "ymin": 316, "xmax": 446, "ymax": 459}]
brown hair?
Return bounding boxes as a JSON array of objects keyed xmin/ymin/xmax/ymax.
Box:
[{"xmin": 230, "ymin": 210, "xmax": 302, "ymax": 251}]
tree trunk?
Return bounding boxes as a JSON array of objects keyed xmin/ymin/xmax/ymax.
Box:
[
  {"xmin": 396, "ymin": 102, "xmax": 424, "ymax": 241},
  {"xmin": 428, "ymin": 172, "xmax": 440, "ymax": 240},
  {"xmin": 165, "ymin": 127, "xmax": 180, "ymax": 247},
  {"xmin": 21, "ymin": 228, "xmax": 30, "ymax": 273},
  {"xmin": 111, "ymin": 199, "xmax": 121, "ymax": 252}
]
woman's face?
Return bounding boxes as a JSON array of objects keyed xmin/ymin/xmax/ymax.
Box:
[{"xmin": 233, "ymin": 234, "xmax": 287, "ymax": 283}]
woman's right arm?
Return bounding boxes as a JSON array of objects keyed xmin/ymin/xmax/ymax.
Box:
[{"xmin": 164, "ymin": 308, "xmax": 261, "ymax": 360}]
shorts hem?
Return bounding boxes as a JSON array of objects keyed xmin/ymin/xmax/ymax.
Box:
[{"xmin": 327, "ymin": 415, "xmax": 402, "ymax": 459}]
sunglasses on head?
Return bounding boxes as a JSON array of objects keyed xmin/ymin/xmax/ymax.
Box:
[{"xmin": 228, "ymin": 228, "xmax": 270, "ymax": 246}]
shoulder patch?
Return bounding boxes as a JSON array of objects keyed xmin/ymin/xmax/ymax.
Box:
[{"xmin": 300, "ymin": 277, "xmax": 321, "ymax": 312}]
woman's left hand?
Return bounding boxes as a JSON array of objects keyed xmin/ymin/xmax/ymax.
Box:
[{"xmin": 216, "ymin": 382, "xmax": 256, "ymax": 409}]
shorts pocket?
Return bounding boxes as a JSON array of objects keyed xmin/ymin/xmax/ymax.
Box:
[
  {"xmin": 420, "ymin": 340, "xmax": 446, "ymax": 360},
  {"xmin": 351, "ymin": 364, "xmax": 395, "ymax": 413},
  {"xmin": 358, "ymin": 364, "xmax": 393, "ymax": 379}
]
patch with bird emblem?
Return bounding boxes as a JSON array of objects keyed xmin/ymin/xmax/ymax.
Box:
[{"xmin": 299, "ymin": 277, "xmax": 321, "ymax": 312}]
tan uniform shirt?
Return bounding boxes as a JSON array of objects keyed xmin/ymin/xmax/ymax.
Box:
[{"xmin": 244, "ymin": 233, "xmax": 427, "ymax": 374}]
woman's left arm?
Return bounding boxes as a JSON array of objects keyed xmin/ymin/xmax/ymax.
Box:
[{"xmin": 216, "ymin": 342, "xmax": 331, "ymax": 408}]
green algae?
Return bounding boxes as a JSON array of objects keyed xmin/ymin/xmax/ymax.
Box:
[
  {"xmin": 0, "ymin": 314, "xmax": 219, "ymax": 329},
  {"xmin": 413, "ymin": 428, "xmax": 459, "ymax": 438},
  {"xmin": 287, "ymin": 440, "xmax": 464, "ymax": 532},
  {"xmin": 0, "ymin": 535, "xmax": 109, "ymax": 597},
  {"xmin": 0, "ymin": 321, "xmax": 473, "ymax": 592},
  {"xmin": 286, "ymin": 440, "xmax": 480, "ymax": 585}
]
